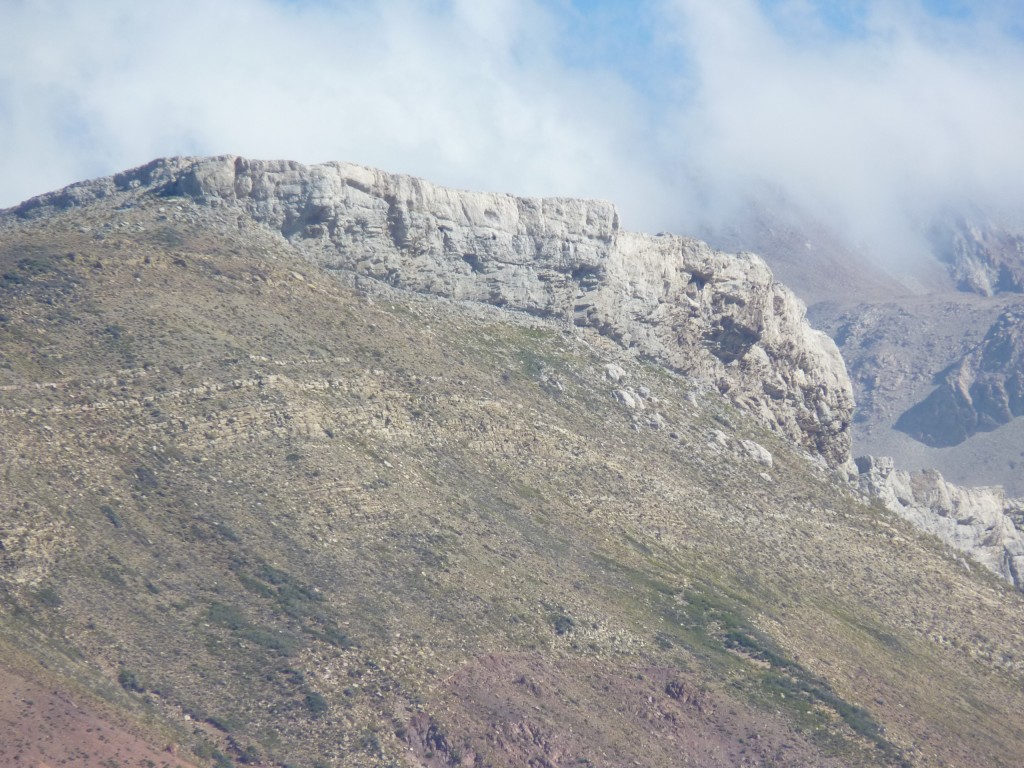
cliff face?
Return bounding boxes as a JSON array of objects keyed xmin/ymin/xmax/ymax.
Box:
[
  {"xmin": 894, "ymin": 305, "xmax": 1024, "ymax": 448},
  {"xmin": 857, "ymin": 456, "xmax": 1024, "ymax": 587},
  {"xmin": 13, "ymin": 155, "xmax": 853, "ymax": 465},
  {"xmin": 930, "ymin": 216, "xmax": 1024, "ymax": 297}
]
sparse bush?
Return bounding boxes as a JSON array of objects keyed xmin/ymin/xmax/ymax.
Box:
[
  {"xmin": 100, "ymin": 504, "xmax": 123, "ymax": 528},
  {"xmin": 236, "ymin": 573, "xmax": 274, "ymax": 599},
  {"xmin": 207, "ymin": 601, "xmax": 249, "ymax": 630},
  {"xmin": 255, "ymin": 563, "xmax": 290, "ymax": 585},
  {"xmin": 305, "ymin": 691, "xmax": 328, "ymax": 716},
  {"xmin": 236, "ymin": 744, "xmax": 261, "ymax": 765},
  {"xmin": 238, "ymin": 627, "xmax": 300, "ymax": 656},
  {"xmin": 214, "ymin": 522, "xmax": 240, "ymax": 542},
  {"xmin": 98, "ymin": 566, "xmax": 126, "ymax": 587},
  {"xmin": 118, "ymin": 669, "xmax": 144, "ymax": 693},
  {"xmin": 205, "ymin": 714, "xmax": 238, "ymax": 733},
  {"xmin": 551, "ymin": 614, "xmax": 575, "ymax": 635},
  {"xmin": 32, "ymin": 586, "xmax": 61, "ymax": 608},
  {"xmin": 132, "ymin": 465, "xmax": 158, "ymax": 488},
  {"xmin": 359, "ymin": 731, "xmax": 382, "ymax": 756},
  {"xmin": 313, "ymin": 624, "xmax": 354, "ymax": 649}
]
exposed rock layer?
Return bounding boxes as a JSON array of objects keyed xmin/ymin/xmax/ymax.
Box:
[
  {"xmin": 12, "ymin": 155, "xmax": 855, "ymax": 465},
  {"xmin": 930, "ymin": 216, "xmax": 1024, "ymax": 296},
  {"xmin": 856, "ymin": 456, "xmax": 1024, "ymax": 587},
  {"xmin": 896, "ymin": 305, "xmax": 1024, "ymax": 447}
]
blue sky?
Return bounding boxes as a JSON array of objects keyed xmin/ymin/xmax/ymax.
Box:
[{"xmin": 1, "ymin": 0, "xmax": 1022, "ymax": 260}]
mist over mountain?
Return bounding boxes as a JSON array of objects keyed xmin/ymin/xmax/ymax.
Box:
[{"xmin": 3, "ymin": 0, "xmax": 1023, "ymax": 282}]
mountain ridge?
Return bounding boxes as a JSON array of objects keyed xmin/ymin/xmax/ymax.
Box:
[{"xmin": 8, "ymin": 155, "xmax": 855, "ymax": 467}]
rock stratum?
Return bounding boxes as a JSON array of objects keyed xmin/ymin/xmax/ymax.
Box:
[
  {"xmin": 930, "ymin": 215, "xmax": 1024, "ymax": 297},
  {"xmin": 14, "ymin": 155, "xmax": 854, "ymax": 466}
]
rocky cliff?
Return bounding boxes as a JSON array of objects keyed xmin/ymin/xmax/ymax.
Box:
[
  {"xmin": 856, "ymin": 456, "xmax": 1024, "ymax": 587},
  {"xmin": 896, "ymin": 304, "xmax": 1024, "ymax": 447},
  {"xmin": 11, "ymin": 155, "xmax": 855, "ymax": 466},
  {"xmin": 930, "ymin": 215, "xmax": 1024, "ymax": 297}
]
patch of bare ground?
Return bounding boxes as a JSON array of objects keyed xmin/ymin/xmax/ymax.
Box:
[
  {"xmin": 401, "ymin": 653, "xmax": 847, "ymax": 767},
  {"xmin": 0, "ymin": 663, "xmax": 197, "ymax": 768}
]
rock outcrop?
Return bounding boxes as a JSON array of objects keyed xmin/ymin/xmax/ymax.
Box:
[
  {"xmin": 856, "ymin": 456, "xmax": 1024, "ymax": 587},
  {"xmin": 9, "ymin": 155, "xmax": 854, "ymax": 465},
  {"xmin": 929, "ymin": 216, "xmax": 1024, "ymax": 296},
  {"xmin": 896, "ymin": 305, "xmax": 1024, "ymax": 447}
]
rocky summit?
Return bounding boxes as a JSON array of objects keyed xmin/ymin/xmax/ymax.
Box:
[
  {"xmin": 15, "ymin": 156, "xmax": 854, "ymax": 467},
  {"xmin": 3, "ymin": 157, "xmax": 1024, "ymax": 767}
]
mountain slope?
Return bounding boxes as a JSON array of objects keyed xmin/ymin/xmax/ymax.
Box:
[
  {"xmin": 2, "ymin": 161, "xmax": 1024, "ymax": 767},
  {"xmin": 895, "ymin": 305, "xmax": 1024, "ymax": 447},
  {"xmin": 10, "ymin": 155, "xmax": 854, "ymax": 467}
]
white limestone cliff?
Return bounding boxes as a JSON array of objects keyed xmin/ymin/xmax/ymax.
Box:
[
  {"xmin": 856, "ymin": 456, "xmax": 1024, "ymax": 587},
  {"xmin": 173, "ymin": 156, "xmax": 856, "ymax": 465},
  {"xmin": 10, "ymin": 155, "xmax": 855, "ymax": 466}
]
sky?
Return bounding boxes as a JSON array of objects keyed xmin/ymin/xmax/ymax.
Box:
[{"xmin": 2, "ymin": 0, "xmax": 1023, "ymax": 265}]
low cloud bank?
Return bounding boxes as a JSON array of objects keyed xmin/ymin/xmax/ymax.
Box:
[{"xmin": 2, "ymin": 0, "xmax": 1022, "ymax": 268}]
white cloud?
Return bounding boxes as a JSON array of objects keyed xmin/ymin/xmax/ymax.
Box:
[
  {"xmin": 0, "ymin": 0, "xmax": 661, "ymax": 222},
  {"xmin": 1, "ymin": 0, "xmax": 1022, "ymax": 266},
  {"xmin": 660, "ymin": 0, "xmax": 1024, "ymax": 262}
]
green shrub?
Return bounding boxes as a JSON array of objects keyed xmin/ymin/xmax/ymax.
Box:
[
  {"xmin": 207, "ymin": 601, "xmax": 249, "ymax": 630},
  {"xmin": 236, "ymin": 745, "xmax": 261, "ymax": 764},
  {"xmin": 313, "ymin": 624, "xmax": 354, "ymax": 649},
  {"xmin": 551, "ymin": 614, "xmax": 574, "ymax": 635},
  {"xmin": 205, "ymin": 714, "xmax": 238, "ymax": 733},
  {"xmin": 100, "ymin": 504, "xmax": 123, "ymax": 528},
  {"xmin": 305, "ymin": 691, "xmax": 329, "ymax": 716},
  {"xmin": 118, "ymin": 669, "xmax": 144, "ymax": 693},
  {"xmin": 32, "ymin": 586, "xmax": 61, "ymax": 608},
  {"xmin": 238, "ymin": 627, "xmax": 300, "ymax": 656}
]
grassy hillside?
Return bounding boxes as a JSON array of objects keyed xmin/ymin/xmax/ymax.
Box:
[{"xmin": 2, "ymin": 197, "xmax": 1024, "ymax": 767}]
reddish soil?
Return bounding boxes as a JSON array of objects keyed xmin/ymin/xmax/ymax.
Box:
[
  {"xmin": 403, "ymin": 653, "xmax": 852, "ymax": 768},
  {"xmin": 0, "ymin": 664, "xmax": 198, "ymax": 768}
]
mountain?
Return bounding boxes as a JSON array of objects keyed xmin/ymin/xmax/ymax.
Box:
[
  {"xmin": 700, "ymin": 200, "xmax": 1024, "ymax": 498},
  {"xmin": 3, "ymin": 157, "xmax": 1024, "ymax": 767},
  {"xmin": 11, "ymin": 156, "xmax": 854, "ymax": 466},
  {"xmin": 895, "ymin": 305, "xmax": 1024, "ymax": 448}
]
